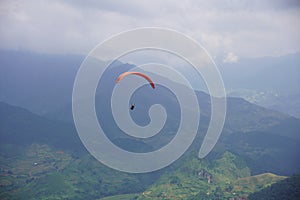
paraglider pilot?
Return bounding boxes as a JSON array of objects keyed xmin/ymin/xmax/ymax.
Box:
[{"xmin": 130, "ymin": 104, "xmax": 135, "ymax": 110}]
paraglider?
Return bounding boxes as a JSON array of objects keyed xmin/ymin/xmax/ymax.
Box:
[
  {"xmin": 130, "ymin": 104, "xmax": 135, "ymax": 110},
  {"xmin": 116, "ymin": 71, "xmax": 155, "ymax": 89},
  {"xmin": 116, "ymin": 71, "xmax": 155, "ymax": 111}
]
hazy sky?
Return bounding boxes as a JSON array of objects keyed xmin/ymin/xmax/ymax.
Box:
[{"xmin": 0, "ymin": 0, "xmax": 299, "ymax": 60}]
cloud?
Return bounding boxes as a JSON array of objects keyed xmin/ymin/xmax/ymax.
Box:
[
  {"xmin": 223, "ymin": 52, "xmax": 239, "ymax": 63},
  {"xmin": 0, "ymin": 0, "xmax": 299, "ymax": 58}
]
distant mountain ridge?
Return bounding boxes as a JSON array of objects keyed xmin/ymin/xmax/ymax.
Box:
[
  {"xmin": 1, "ymin": 84, "xmax": 300, "ymax": 176},
  {"xmin": 218, "ymin": 53, "xmax": 300, "ymax": 118},
  {"xmin": 1, "ymin": 50, "xmax": 299, "ymax": 117},
  {"xmin": 0, "ymin": 50, "xmax": 83, "ymax": 115},
  {"xmin": 0, "ymin": 50, "xmax": 299, "ymax": 176},
  {"xmin": 218, "ymin": 53, "xmax": 300, "ymax": 92},
  {"xmin": 0, "ymin": 101, "xmax": 82, "ymax": 151}
]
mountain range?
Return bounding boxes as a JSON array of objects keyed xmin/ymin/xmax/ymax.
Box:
[
  {"xmin": 217, "ymin": 53, "xmax": 300, "ymax": 118},
  {"xmin": 1, "ymin": 50, "xmax": 299, "ymax": 117},
  {"xmin": 0, "ymin": 50, "xmax": 299, "ymax": 199}
]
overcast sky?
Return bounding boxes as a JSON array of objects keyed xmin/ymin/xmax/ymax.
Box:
[{"xmin": 0, "ymin": 0, "xmax": 299, "ymax": 61}]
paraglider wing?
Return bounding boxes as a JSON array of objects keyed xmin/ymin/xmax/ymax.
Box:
[{"xmin": 116, "ymin": 71, "xmax": 155, "ymax": 89}]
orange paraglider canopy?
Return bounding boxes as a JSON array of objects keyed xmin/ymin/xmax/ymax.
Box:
[{"xmin": 116, "ymin": 71, "xmax": 155, "ymax": 89}]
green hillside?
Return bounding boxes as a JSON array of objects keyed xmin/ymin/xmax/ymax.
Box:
[
  {"xmin": 1, "ymin": 88, "xmax": 299, "ymax": 199},
  {"xmin": 0, "ymin": 144, "xmax": 147, "ymax": 199},
  {"xmin": 233, "ymin": 173, "xmax": 286, "ymax": 196},
  {"xmin": 0, "ymin": 144, "xmax": 288, "ymax": 200},
  {"xmin": 248, "ymin": 174, "xmax": 300, "ymax": 200},
  {"xmin": 135, "ymin": 152, "xmax": 285, "ymax": 199}
]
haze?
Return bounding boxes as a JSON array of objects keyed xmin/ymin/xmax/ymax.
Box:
[{"xmin": 0, "ymin": 0, "xmax": 299, "ymax": 59}]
